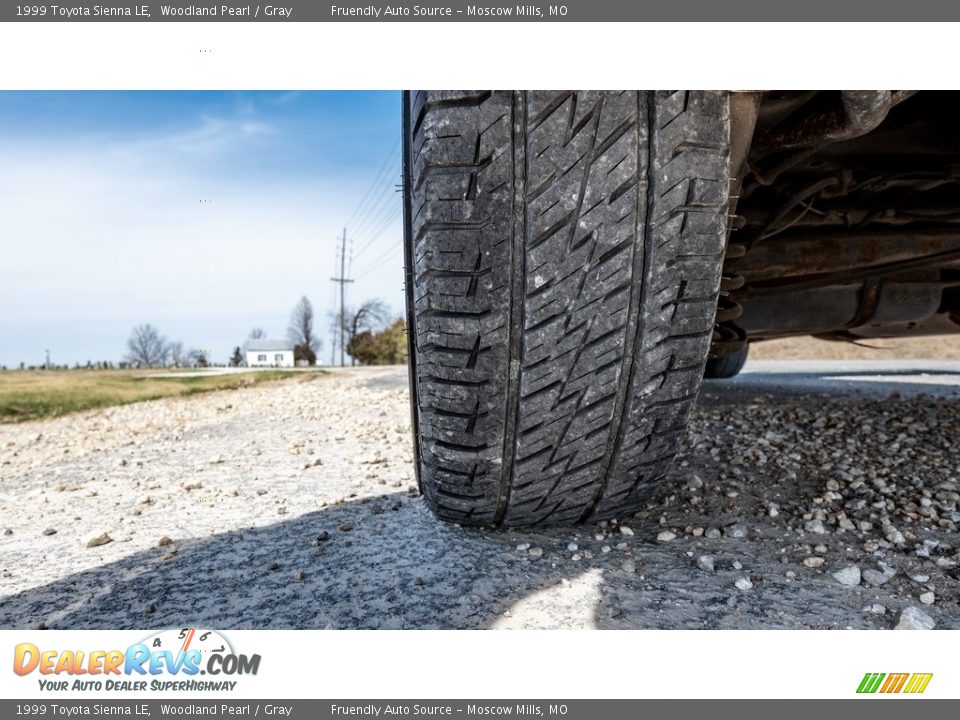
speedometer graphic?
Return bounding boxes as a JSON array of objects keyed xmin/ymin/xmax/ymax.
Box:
[{"xmin": 141, "ymin": 627, "xmax": 234, "ymax": 659}]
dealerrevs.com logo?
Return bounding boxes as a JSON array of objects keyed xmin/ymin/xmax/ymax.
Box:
[
  {"xmin": 857, "ymin": 673, "xmax": 933, "ymax": 695},
  {"xmin": 13, "ymin": 628, "xmax": 261, "ymax": 692}
]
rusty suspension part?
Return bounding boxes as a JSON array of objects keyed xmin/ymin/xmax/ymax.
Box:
[
  {"xmin": 734, "ymin": 243, "xmax": 960, "ymax": 298},
  {"xmin": 710, "ymin": 92, "xmax": 760, "ymax": 359},
  {"xmin": 750, "ymin": 91, "xmax": 917, "ymax": 185}
]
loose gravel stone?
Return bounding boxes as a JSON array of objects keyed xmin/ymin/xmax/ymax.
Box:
[
  {"xmin": 833, "ymin": 566, "xmax": 861, "ymax": 587},
  {"xmin": 804, "ymin": 519, "xmax": 827, "ymax": 535},
  {"xmin": 697, "ymin": 555, "xmax": 715, "ymax": 572},
  {"xmin": 896, "ymin": 606, "xmax": 936, "ymax": 630},
  {"xmin": 803, "ymin": 557, "xmax": 824, "ymax": 569},
  {"xmin": 885, "ymin": 528, "xmax": 906, "ymax": 545},
  {"xmin": 656, "ymin": 531, "xmax": 676, "ymax": 543},
  {"xmin": 862, "ymin": 563, "xmax": 896, "ymax": 587},
  {"xmin": 735, "ymin": 577, "xmax": 753, "ymax": 591},
  {"xmin": 86, "ymin": 533, "xmax": 112, "ymax": 548},
  {"xmin": 920, "ymin": 592, "xmax": 935, "ymax": 605}
]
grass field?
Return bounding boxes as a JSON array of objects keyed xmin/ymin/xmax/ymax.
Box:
[{"xmin": 0, "ymin": 369, "xmax": 319, "ymax": 423}]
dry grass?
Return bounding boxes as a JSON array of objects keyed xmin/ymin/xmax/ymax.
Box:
[
  {"xmin": 0, "ymin": 369, "xmax": 320, "ymax": 423},
  {"xmin": 750, "ymin": 334, "xmax": 960, "ymax": 361}
]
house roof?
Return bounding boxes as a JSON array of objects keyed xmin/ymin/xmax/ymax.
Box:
[{"xmin": 244, "ymin": 339, "xmax": 295, "ymax": 352}]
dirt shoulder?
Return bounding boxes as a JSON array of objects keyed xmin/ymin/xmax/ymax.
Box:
[{"xmin": 751, "ymin": 334, "xmax": 960, "ymax": 361}]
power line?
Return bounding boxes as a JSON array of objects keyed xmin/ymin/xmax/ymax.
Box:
[
  {"xmin": 353, "ymin": 195, "xmax": 403, "ymax": 258},
  {"xmin": 351, "ymin": 174, "xmax": 399, "ymax": 244},
  {"xmin": 349, "ymin": 166, "xmax": 402, "ymax": 250},
  {"xmin": 354, "ymin": 243, "xmax": 404, "ymax": 281},
  {"xmin": 345, "ymin": 139, "xmax": 399, "ymax": 230},
  {"xmin": 344, "ymin": 139, "xmax": 401, "ymax": 232}
]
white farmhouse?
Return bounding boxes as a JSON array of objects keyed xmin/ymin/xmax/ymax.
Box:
[{"xmin": 244, "ymin": 339, "xmax": 295, "ymax": 368}]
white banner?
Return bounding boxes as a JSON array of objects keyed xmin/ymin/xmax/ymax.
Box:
[{"xmin": 1, "ymin": 629, "xmax": 952, "ymax": 699}]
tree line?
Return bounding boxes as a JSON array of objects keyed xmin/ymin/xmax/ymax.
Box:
[
  {"xmin": 280, "ymin": 295, "xmax": 407, "ymax": 366},
  {"xmin": 330, "ymin": 298, "xmax": 406, "ymax": 366},
  {"xmin": 4, "ymin": 295, "xmax": 408, "ymax": 371},
  {"xmin": 125, "ymin": 324, "xmax": 210, "ymax": 368}
]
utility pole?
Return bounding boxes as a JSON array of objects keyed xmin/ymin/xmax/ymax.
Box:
[
  {"xmin": 330, "ymin": 240, "xmax": 338, "ymax": 367},
  {"xmin": 330, "ymin": 227, "xmax": 354, "ymax": 366}
]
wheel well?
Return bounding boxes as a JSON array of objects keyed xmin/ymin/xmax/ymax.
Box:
[{"xmin": 721, "ymin": 91, "xmax": 960, "ymax": 346}]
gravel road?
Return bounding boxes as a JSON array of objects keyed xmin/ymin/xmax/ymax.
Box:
[{"xmin": 1, "ymin": 363, "xmax": 958, "ymax": 629}]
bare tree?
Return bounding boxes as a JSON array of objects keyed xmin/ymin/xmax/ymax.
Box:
[
  {"xmin": 287, "ymin": 296, "xmax": 321, "ymax": 365},
  {"xmin": 341, "ymin": 299, "xmax": 390, "ymax": 366},
  {"xmin": 168, "ymin": 341, "xmax": 185, "ymax": 367},
  {"xmin": 248, "ymin": 327, "xmax": 267, "ymax": 340},
  {"xmin": 187, "ymin": 348, "xmax": 209, "ymax": 368},
  {"xmin": 126, "ymin": 324, "xmax": 169, "ymax": 367}
]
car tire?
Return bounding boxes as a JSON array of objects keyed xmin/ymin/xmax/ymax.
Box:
[
  {"xmin": 704, "ymin": 343, "xmax": 749, "ymax": 379},
  {"xmin": 403, "ymin": 90, "xmax": 730, "ymax": 527}
]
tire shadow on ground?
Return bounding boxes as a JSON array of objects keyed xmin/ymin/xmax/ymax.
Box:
[{"xmin": 4, "ymin": 482, "xmax": 949, "ymax": 630}]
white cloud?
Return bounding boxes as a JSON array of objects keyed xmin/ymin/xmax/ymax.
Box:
[{"xmin": 0, "ymin": 113, "xmax": 404, "ymax": 366}]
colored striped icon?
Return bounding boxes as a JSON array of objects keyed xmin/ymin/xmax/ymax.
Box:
[{"xmin": 857, "ymin": 672, "xmax": 933, "ymax": 694}]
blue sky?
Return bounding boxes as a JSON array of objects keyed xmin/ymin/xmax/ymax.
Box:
[{"xmin": 0, "ymin": 91, "xmax": 404, "ymax": 367}]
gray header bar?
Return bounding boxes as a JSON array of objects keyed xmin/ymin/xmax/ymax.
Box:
[
  {"xmin": 4, "ymin": 0, "xmax": 960, "ymax": 21},
  {"xmin": 1, "ymin": 701, "xmax": 959, "ymax": 719}
]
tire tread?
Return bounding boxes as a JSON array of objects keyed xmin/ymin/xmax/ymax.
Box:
[{"xmin": 406, "ymin": 90, "xmax": 729, "ymax": 526}]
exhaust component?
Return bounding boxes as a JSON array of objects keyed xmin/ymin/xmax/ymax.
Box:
[
  {"xmin": 751, "ymin": 91, "xmax": 916, "ymax": 184},
  {"xmin": 738, "ymin": 278, "xmax": 944, "ymax": 338},
  {"xmin": 728, "ymin": 228, "xmax": 960, "ymax": 284}
]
